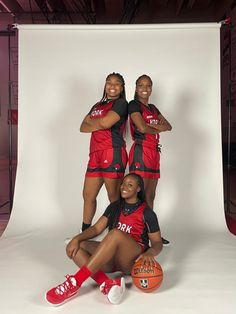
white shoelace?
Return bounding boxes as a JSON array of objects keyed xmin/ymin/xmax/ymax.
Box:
[{"xmin": 55, "ymin": 275, "xmax": 77, "ymax": 295}]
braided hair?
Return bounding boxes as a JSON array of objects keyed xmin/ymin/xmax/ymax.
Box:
[
  {"xmin": 134, "ymin": 74, "xmax": 153, "ymax": 101},
  {"xmin": 100, "ymin": 72, "xmax": 126, "ymax": 102}
]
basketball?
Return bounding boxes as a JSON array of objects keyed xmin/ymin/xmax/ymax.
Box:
[{"xmin": 131, "ymin": 260, "xmax": 163, "ymax": 293}]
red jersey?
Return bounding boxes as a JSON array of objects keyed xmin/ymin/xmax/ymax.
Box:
[
  {"xmin": 103, "ymin": 200, "xmax": 160, "ymax": 250},
  {"xmin": 129, "ymin": 100, "xmax": 160, "ymax": 148},
  {"xmin": 89, "ymin": 98, "xmax": 128, "ymax": 153}
]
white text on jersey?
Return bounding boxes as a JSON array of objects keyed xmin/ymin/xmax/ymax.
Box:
[
  {"xmin": 91, "ymin": 109, "xmax": 104, "ymax": 117},
  {"xmin": 117, "ymin": 222, "xmax": 132, "ymax": 233}
]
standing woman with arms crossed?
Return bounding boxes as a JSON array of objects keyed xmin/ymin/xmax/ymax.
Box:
[
  {"xmin": 80, "ymin": 73, "xmax": 128, "ymax": 232},
  {"xmin": 128, "ymin": 75, "xmax": 172, "ymax": 245}
]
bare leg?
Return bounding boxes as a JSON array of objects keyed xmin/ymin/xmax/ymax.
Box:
[
  {"xmin": 72, "ymin": 241, "xmax": 116, "ymax": 273},
  {"xmin": 82, "ymin": 177, "xmax": 104, "ymax": 224},
  {"xmin": 47, "ymin": 233, "xmax": 138, "ymax": 305},
  {"xmin": 143, "ymin": 178, "xmax": 158, "ymax": 209},
  {"xmin": 83, "ymin": 229, "xmax": 142, "ymax": 275},
  {"xmin": 104, "ymin": 177, "xmax": 122, "ymax": 202}
]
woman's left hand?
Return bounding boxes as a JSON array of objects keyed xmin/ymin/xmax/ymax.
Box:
[
  {"xmin": 135, "ymin": 253, "xmax": 159, "ymax": 267},
  {"xmin": 158, "ymin": 117, "xmax": 167, "ymax": 125}
]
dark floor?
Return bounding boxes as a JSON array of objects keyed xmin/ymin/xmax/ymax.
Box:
[{"xmin": 1, "ymin": 159, "xmax": 236, "ymax": 237}]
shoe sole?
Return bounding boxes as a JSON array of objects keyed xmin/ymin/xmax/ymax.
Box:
[
  {"xmin": 163, "ymin": 242, "xmax": 170, "ymax": 247},
  {"xmin": 162, "ymin": 237, "xmax": 170, "ymax": 246},
  {"xmin": 107, "ymin": 277, "xmax": 126, "ymax": 305},
  {"xmin": 44, "ymin": 290, "xmax": 79, "ymax": 306}
]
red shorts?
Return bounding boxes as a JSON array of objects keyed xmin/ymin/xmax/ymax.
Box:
[
  {"xmin": 86, "ymin": 147, "xmax": 128, "ymax": 179},
  {"xmin": 128, "ymin": 143, "xmax": 160, "ymax": 179},
  {"xmin": 138, "ymin": 242, "xmax": 146, "ymax": 253}
]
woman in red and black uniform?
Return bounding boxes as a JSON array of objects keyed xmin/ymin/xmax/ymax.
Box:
[
  {"xmin": 128, "ymin": 75, "xmax": 172, "ymax": 244},
  {"xmin": 80, "ymin": 73, "xmax": 128, "ymax": 232},
  {"xmin": 45, "ymin": 173, "xmax": 162, "ymax": 306}
]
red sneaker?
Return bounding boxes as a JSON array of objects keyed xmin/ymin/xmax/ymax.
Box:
[
  {"xmin": 100, "ymin": 277, "xmax": 125, "ymax": 304},
  {"xmin": 45, "ymin": 275, "xmax": 80, "ymax": 306}
]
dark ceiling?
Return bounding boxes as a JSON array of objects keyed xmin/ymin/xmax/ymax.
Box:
[{"xmin": 0, "ymin": 0, "xmax": 235, "ymax": 24}]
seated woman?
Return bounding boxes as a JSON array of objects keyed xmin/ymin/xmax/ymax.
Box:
[{"xmin": 45, "ymin": 173, "xmax": 163, "ymax": 306}]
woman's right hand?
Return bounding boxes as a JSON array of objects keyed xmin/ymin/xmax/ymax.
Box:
[{"xmin": 66, "ymin": 238, "xmax": 80, "ymax": 259}]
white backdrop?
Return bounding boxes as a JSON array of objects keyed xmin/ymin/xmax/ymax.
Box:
[
  {"xmin": 1, "ymin": 24, "xmax": 235, "ymax": 314},
  {"xmin": 5, "ymin": 23, "xmax": 224, "ymax": 236}
]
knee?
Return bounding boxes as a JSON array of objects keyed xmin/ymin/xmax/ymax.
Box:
[
  {"xmin": 66, "ymin": 246, "xmax": 75, "ymax": 259},
  {"xmin": 66, "ymin": 248, "xmax": 70, "ymax": 258},
  {"xmin": 66, "ymin": 241, "xmax": 86, "ymax": 259}
]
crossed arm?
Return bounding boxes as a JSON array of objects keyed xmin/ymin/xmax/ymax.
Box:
[
  {"xmin": 131, "ymin": 112, "xmax": 172, "ymax": 134},
  {"xmin": 80, "ymin": 111, "xmax": 120, "ymax": 133}
]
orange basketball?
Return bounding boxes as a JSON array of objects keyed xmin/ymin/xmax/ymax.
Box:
[{"xmin": 131, "ymin": 260, "xmax": 163, "ymax": 293}]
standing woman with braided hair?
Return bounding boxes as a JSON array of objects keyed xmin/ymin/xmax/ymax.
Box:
[
  {"xmin": 128, "ymin": 75, "xmax": 172, "ymax": 245},
  {"xmin": 79, "ymin": 73, "xmax": 128, "ymax": 232}
]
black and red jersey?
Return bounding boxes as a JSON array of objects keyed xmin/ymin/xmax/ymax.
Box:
[
  {"xmin": 103, "ymin": 200, "xmax": 160, "ymax": 250},
  {"xmin": 128, "ymin": 100, "xmax": 161, "ymax": 148},
  {"xmin": 88, "ymin": 98, "xmax": 128, "ymax": 153}
]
